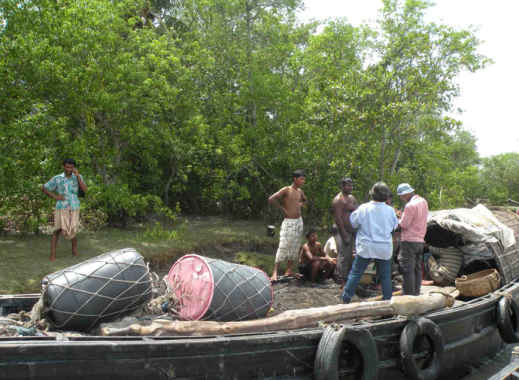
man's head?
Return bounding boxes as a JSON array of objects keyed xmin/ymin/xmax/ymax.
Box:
[
  {"xmin": 370, "ymin": 182, "xmax": 390, "ymax": 202},
  {"xmin": 340, "ymin": 177, "xmax": 353, "ymax": 194},
  {"xmin": 292, "ymin": 169, "xmax": 306, "ymax": 188},
  {"xmin": 63, "ymin": 158, "xmax": 76, "ymax": 176},
  {"xmin": 306, "ymin": 228, "xmax": 317, "ymax": 243},
  {"xmin": 397, "ymin": 183, "xmax": 415, "ymax": 202}
]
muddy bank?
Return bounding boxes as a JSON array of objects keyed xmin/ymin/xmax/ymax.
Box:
[
  {"xmin": 269, "ymin": 279, "xmax": 344, "ymax": 315},
  {"xmin": 150, "ymin": 240, "xmax": 277, "ymax": 272}
]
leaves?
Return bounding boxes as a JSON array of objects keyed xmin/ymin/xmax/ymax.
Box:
[{"xmin": 0, "ymin": 0, "xmax": 500, "ymax": 229}]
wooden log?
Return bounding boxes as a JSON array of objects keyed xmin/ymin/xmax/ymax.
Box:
[
  {"xmin": 366, "ymin": 289, "xmax": 403, "ymax": 301},
  {"xmin": 100, "ymin": 292, "xmax": 456, "ymax": 337}
]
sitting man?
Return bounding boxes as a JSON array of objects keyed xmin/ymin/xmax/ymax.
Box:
[
  {"xmin": 323, "ymin": 225, "xmax": 338, "ymax": 258},
  {"xmin": 299, "ymin": 229, "xmax": 336, "ymax": 282}
]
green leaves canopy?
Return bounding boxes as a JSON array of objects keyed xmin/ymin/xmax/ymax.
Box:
[{"xmin": 0, "ymin": 0, "xmax": 499, "ymax": 229}]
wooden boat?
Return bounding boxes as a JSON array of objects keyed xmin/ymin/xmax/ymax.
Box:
[{"xmin": 1, "ymin": 207, "xmax": 519, "ymax": 380}]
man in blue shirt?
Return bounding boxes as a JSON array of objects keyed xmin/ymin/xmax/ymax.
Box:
[
  {"xmin": 342, "ymin": 182, "xmax": 399, "ymax": 303},
  {"xmin": 42, "ymin": 159, "xmax": 87, "ymax": 261}
]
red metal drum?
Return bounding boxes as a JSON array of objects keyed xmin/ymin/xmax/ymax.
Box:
[{"xmin": 167, "ymin": 254, "xmax": 273, "ymax": 321}]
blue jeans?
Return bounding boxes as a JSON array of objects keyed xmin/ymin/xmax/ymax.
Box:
[{"xmin": 342, "ymin": 256, "xmax": 392, "ymax": 303}]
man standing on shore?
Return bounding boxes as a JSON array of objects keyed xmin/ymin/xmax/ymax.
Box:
[
  {"xmin": 269, "ymin": 170, "xmax": 307, "ymax": 281},
  {"xmin": 342, "ymin": 182, "xmax": 398, "ymax": 303},
  {"xmin": 331, "ymin": 177, "xmax": 358, "ymax": 285},
  {"xmin": 42, "ymin": 159, "xmax": 87, "ymax": 261},
  {"xmin": 397, "ymin": 183, "xmax": 429, "ymax": 296}
]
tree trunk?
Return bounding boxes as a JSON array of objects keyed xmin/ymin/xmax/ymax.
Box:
[
  {"xmin": 378, "ymin": 127, "xmax": 386, "ymax": 180},
  {"xmin": 100, "ymin": 292, "xmax": 456, "ymax": 337},
  {"xmin": 390, "ymin": 145, "xmax": 401, "ymax": 175},
  {"xmin": 163, "ymin": 164, "xmax": 176, "ymax": 206}
]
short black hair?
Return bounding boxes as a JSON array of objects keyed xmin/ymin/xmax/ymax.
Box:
[
  {"xmin": 370, "ymin": 181, "xmax": 390, "ymax": 202},
  {"xmin": 63, "ymin": 158, "xmax": 76, "ymax": 166},
  {"xmin": 306, "ymin": 228, "xmax": 316, "ymax": 238},
  {"xmin": 292, "ymin": 169, "xmax": 305, "ymax": 178}
]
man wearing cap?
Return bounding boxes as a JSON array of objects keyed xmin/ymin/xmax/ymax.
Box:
[
  {"xmin": 396, "ymin": 183, "xmax": 429, "ymax": 296},
  {"xmin": 331, "ymin": 177, "xmax": 358, "ymax": 284}
]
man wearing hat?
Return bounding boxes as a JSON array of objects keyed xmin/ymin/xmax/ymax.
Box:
[{"xmin": 396, "ymin": 183, "xmax": 429, "ymax": 296}]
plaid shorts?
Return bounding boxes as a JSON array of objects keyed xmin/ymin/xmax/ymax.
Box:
[{"xmin": 275, "ymin": 217, "xmax": 303, "ymax": 263}]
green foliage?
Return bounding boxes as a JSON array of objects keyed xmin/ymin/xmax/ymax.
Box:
[
  {"xmin": 84, "ymin": 183, "xmax": 178, "ymax": 226},
  {"xmin": 477, "ymin": 153, "xmax": 519, "ymax": 204},
  {"xmin": 234, "ymin": 251, "xmax": 274, "ymax": 275},
  {"xmin": 141, "ymin": 222, "xmax": 181, "ymax": 241},
  {"xmin": 0, "ymin": 0, "xmax": 503, "ymax": 230}
]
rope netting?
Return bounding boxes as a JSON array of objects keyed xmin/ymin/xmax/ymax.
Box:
[
  {"xmin": 43, "ymin": 248, "xmax": 152, "ymax": 331},
  {"xmin": 168, "ymin": 255, "xmax": 273, "ymax": 321},
  {"xmin": 203, "ymin": 258, "xmax": 273, "ymax": 321}
]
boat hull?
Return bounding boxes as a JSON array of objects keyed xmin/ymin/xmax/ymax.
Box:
[{"xmin": 1, "ymin": 281, "xmax": 516, "ymax": 379}]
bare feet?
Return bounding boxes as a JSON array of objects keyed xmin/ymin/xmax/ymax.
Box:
[{"xmin": 422, "ymin": 280, "xmax": 434, "ymax": 286}]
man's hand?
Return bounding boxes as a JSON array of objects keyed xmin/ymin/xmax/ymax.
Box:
[{"xmin": 72, "ymin": 168, "xmax": 79, "ymax": 176}]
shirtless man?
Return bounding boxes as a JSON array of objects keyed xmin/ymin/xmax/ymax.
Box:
[
  {"xmin": 299, "ymin": 229, "xmax": 336, "ymax": 282},
  {"xmin": 269, "ymin": 170, "xmax": 307, "ymax": 281},
  {"xmin": 331, "ymin": 177, "xmax": 358, "ymax": 285}
]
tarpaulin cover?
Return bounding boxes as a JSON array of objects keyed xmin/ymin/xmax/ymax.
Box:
[
  {"xmin": 427, "ymin": 205, "xmax": 519, "ymax": 283},
  {"xmin": 427, "ymin": 204, "xmax": 516, "ymax": 248}
]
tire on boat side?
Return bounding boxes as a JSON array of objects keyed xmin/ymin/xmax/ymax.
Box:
[
  {"xmin": 497, "ymin": 296, "xmax": 519, "ymax": 343},
  {"xmin": 314, "ymin": 324, "xmax": 378, "ymax": 380},
  {"xmin": 400, "ymin": 317, "xmax": 444, "ymax": 380}
]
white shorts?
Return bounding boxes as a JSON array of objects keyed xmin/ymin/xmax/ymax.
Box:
[
  {"xmin": 275, "ymin": 217, "xmax": 303, "ymax": 263},
  {"xmin": 54, "ymin": 208, "xmax": 80, "ymax": 240}
]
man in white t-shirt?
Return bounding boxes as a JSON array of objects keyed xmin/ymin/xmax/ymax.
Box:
[{"xmin": 323, "ymin": 226, "xmax": 338, "ymax": 258}]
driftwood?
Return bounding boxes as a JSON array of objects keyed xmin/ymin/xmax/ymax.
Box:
[
  {"xmin": 100, "ymin": 292, "xmax": 456, "ymax": 337},
  {"xmin": 366, "ymin": 289, "xmax": 403, "ymax": 301}
]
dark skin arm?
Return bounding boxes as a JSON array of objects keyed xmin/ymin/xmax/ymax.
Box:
[
  {"xmin": 73, "ymin": 168, "xmax": 88, "ymax": 193},
  {"xmin": 332, "ymin": 196, "xmax": 356, "ymax": 244},
  {"xmin": 42, "ymin": 186, "xmax": 65, "ymax": 201},
  {"xmin": 268, "ymin": 187, "xmax": 289, "ymax": 215},
  {"xmin": 300, "ymin": 190, "xmax": 307, "ymax": 208},
  {"xmin": 302, "ymin": 243, "xmax": 331, "ymax": 262},
  {"xmin": 332, "ymin": 198, "xmax": 349, "ymax": 244}
]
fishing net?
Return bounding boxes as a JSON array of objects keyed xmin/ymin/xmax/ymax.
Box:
[
  {"xmin": 43, "ymin": 248, "xmax": 152, "ymax": 331},
  {"xmin": 168, "ymin": 255, "xmax": 273, "ymax": 321}
]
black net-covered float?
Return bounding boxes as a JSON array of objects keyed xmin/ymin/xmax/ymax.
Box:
[{"xmin": 43, "ymin": 248, "xmax": 152, "ymax": 331}]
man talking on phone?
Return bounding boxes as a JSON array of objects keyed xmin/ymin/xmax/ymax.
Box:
[{"xmin": 42, "ymin": 158, "xmax": 87, "ymax": 261}]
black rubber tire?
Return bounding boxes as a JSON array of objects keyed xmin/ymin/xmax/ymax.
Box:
[
  {"xmin": 497, "ymin": 296, "xmax": 519, "ymax": 343},
  {"xmin": 314, "ymin": 324, "xmax": 378, "ymax": 380},
  {"xmin": 400, "ymin": 317, "xmax": 444, "ymax": 380}
]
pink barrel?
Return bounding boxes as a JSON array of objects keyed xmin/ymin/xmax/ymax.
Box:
[{"xmin": 167, "ymin": 254, "xmax": 273, "ymax": 321}]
